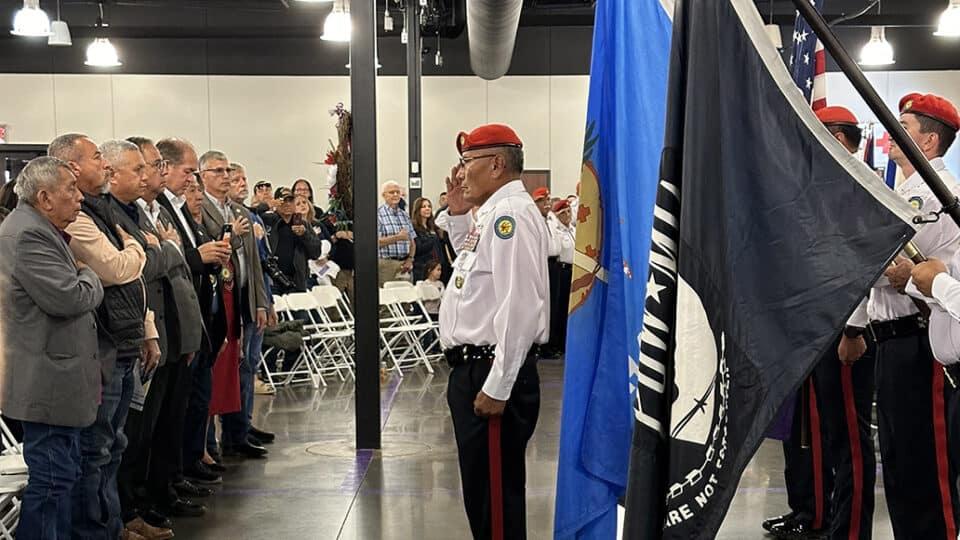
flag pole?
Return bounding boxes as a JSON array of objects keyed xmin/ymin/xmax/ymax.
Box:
[{"xmin": 790, "ymin": 0, "xmax": 960, "ymax": 229}]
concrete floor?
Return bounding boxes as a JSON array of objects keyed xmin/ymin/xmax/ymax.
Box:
[{"xmin": 173, "ymin": 358, "xmax": 897, "ymax": 540}]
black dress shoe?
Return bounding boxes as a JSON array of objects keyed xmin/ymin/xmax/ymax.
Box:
[
  {"xmin": 203, "ymin": 460, "xmax": 227, "ymax": 473},
  {"xmin": 140, "ymin": 509, "xmax": 172, "ymax": 529},
  {"xmin": 249, "ymin": 426, "xmax": 275, "ymax": 443},
  {"xmin": 762, "ymin": 513, "xmax": 795, "ymax": 532},
  {"xmin": 173, "ymin": 479, "xmax": 214, "ymax": 498},
  {"xmin": 223, "ymin": 440, "xmax": 268, "ymax": 459},
  {"xmin": 769, "ymin": 518, "xmax": 825, "ymax": 540},
  {"xmin": 159, "ymin": 497, "xmax": 206, "ymax": 518},
  {"xmin": 184, "ymin": 461, "xmax": 223, "ymax": 484}
]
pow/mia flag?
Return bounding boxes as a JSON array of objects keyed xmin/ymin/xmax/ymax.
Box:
[{"xmin": 622, "ymin": 0, "xmax": 920, "ymax": 538}]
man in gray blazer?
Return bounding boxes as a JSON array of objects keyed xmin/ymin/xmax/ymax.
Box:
[
  {"xmin": 0, "ymin": 156, "xmax": 103, "ymax": 540},
  {"xmin": 197, "ymin": 150, "xmax": 270, "ymax": 461}
]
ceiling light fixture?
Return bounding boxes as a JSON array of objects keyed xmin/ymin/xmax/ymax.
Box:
[
  {"xmin": 321, "ymin": 0, "xmax": 351, "ymax": 42},
  {"xmin": 48, "ymin": 0, "xmax": 70, "ymax": 46},
  {"xmin": 934, "ymin": 0, "xmax": 960, "ymax": 37},
  {"xmin": 84, "ymin": 3, "xmax": 120, "ymax": 67},
  {"xmin": 859, "ymin": 26, "xmax": 895, "ymax": 66},
  {"xmin": 11, "ymin": 0, "xmax": 51, "ymax": 37}
]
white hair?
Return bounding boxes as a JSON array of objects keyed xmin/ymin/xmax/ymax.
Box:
[
  {"xmin": 100, "ymin": 139, "xmax": 140, "ymax": 167},
  {"xmin": 381, "ymin": 180, "xmax": 402, "ymax": 193},
  {"xmin": 199, "ymin": 150, "xmax": 229, "ymax": 171},
  {"xmin": 13, "ymin": 156, "xmax": 72, "ymax": 205}
]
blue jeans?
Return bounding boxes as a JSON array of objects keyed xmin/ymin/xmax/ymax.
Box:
[
  {"xmin": 72, "ymin": 358, "xmax": 135, "ymax": 540},
  {"xmin": 19, "ymin": 421, "xmax": 82, "ymax": 540},
  {"xmin": 221, "ymin": 321, "xmax": 261, "ymax": 446}
]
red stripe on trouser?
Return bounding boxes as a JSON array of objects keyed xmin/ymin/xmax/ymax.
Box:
[
  {"xmin": 489, "ymin": 417, "xmax": 504, "ymax": 540},
  {"xmin": 932, "ymin": 366, "xmax": 956, "ymax": 540},
  {"xmin": 809, "ymin": 379, "xmax": 825, "ymax": 530},
  {"xmin": 841, "ymin": 366, "xmax": 863, "ymax": 540}
]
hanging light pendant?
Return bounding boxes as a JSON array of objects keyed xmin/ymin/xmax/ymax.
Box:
[
  {"xmin": 48, "ymin": 0, "xmax": 71, "ymax": 46},
  {"xmin": 934, "ymin": 0, "xmax": 960, "ymax": 37},
  {"xmin": 85, "ymin": 3, "xmax": 120, "ymax": 67},
  {"xmin": 859, "ymin": 27, "xmax": 895, "ymax": 66},
  {"xmin": 321, "ymin": 0, "xmax": 351, "ymax": 42},
  {"xmin": 11, "ymin": 0, "xmax": 51, "ymax": 37}
]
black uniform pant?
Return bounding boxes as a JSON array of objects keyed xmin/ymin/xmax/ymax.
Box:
[
  {"xmin": 782, "ymin": 377, "xmax": 833, "ymax": 530},
  {"xmin": 447, "ymin": 360, "xmax": 540, "ymax": 540},
  {"xmin": 549, "ymin": 262, "xmax": 572, "ymax": 354},
  {"xmin": 876, "ymin": 332, "xmax": 958, "ymax": 539},
  {"xmin": 815, "ymin": 337, "xmax": 876, "ymax": 540}
]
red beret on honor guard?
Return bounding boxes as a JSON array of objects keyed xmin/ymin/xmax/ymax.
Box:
[
  {"xmin": 456, "ymin": 124, "xmax": 524, "ymax": 154},
  {"xmin": 899, "ymin": 93, "xmax": 960, "ymax": 132},
  {"xmin": 815, "ymin": 106, "xmax": 859, "ymax": 128},
  {"xmin": 552, "ymin": 199, "xmax": 570, "ymax": 213},
  {"xmin": 532, "ymin": 187, "xmax": 550, "ymax": 201}
]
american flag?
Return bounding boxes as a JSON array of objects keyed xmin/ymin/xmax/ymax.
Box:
[{"xmin": 789, "ymin": 0, "xmax": 827, "ymax": 110}]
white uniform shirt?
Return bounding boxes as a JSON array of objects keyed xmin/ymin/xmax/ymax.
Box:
[
  {"xmin": 848, "ymin": 158, "xmax": 960, "ymax": 326},
  {"xmin": 907, "ymin": 254, "xmax": 960, "ymax": 365},
  {"xmin": 553, "ymin": 220, "xmax": 576, "ymax": 264},
  {"xmin": 438, "ymin": 180, "xmax": 551, "ymax": 400}
]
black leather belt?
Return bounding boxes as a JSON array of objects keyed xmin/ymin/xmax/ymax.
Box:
[
  {"xmin": 385, "ymin": 256, "xmax": 407, "ymax": 261},
  {"xmin": 443, "ymin": 345, "xmax": 536, "ymax": 368},
  {"xmin": 867, "ymin": 314, "xmax": 927, "ymax": 343}
]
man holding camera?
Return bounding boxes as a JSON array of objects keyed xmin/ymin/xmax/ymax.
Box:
[{"xmin": 260, "ymin": 187, "xmax": 323, "ymax": 294}]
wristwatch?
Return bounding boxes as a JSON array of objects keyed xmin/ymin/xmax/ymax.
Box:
[{"xmin": 843, "ymin": 326, "xmax": 865, "ymax": 339}]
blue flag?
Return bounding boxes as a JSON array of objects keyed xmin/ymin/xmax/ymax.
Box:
[
  {"xmin": 886, "ymin": 159, "xmax": 898, "ymax": 189},
  {"xmin": 553, "ymin": 0, "xmax": 672, "ymax": 538}
]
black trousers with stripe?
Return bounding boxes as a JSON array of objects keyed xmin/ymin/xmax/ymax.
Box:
[
  {"xmin": 876, "ymin": 332, "xmax": 958, "ymax": 540},
  {"xmin": 782, "ymin": 377, "xmax": 833, "ymax": 530},
  {"xmin": 815, "ymin": 337, "xmax": 876, "ymax": 540},
  {"xmin": 447, "ymin": 360, "xmax": 540, "ymax": 540}
]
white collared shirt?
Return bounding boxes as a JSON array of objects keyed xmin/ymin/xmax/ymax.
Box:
[
  {"xmin": 438, "ymin": 180, "xmax": 551, "ymax": 400},
  {"xmin": 849, "ymin": 158, "xmax": 960, "ymax": 326},
  {"xmin": 164, "ymin": 189, "xmax": 196, "ymax": 248},
  {"xmin": 137, "ymin": 198, "xmax": 182, "ymax": 256}
]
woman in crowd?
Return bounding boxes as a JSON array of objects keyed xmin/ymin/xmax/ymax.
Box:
[
  {"xmin": 261, "ymin": 189, "xmax": 322, "ymax": 293},
  {"xmin": 292, "ymin": 178, "xmax": 324, "ymax": 218},
  {"xmin": 410, "ymin": 198, "xmax": 450, "ymax": 283}
]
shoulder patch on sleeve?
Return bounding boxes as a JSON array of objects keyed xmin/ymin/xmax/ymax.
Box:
[{"xmin": 494, "ymin": 216, "xmax": 516, "ymax": 240}]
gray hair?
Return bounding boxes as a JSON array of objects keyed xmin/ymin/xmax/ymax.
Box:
[
  {"xmin": 229, "ymin": 162, "xmax": 245, "ymax": 173},
  {"xmin": 502, "ymin": 147, "xmax": 524, "ymax": 175},
  {"xmin": 156, "ymin": 138, "xmax": 195, "ymax": 166},
  {"xmin": 199, "ymin": 150, "xmax": 229, "ymax": 171},
  {"xmin": 99, "ymin": 139, "xmax": 140, "ymax": 167},
  {"xmin": 47, "ymin": 133, "xmax": 89, "ymax": 162},
  {"xmin": 13, "ymin": 156, "xmax": 72, "ymax": 205},
  {"xmin": 381, "ymin": 180, "xmax": 401, "ymax": 193},
  {"xmin": 126, "ymin": 136, "xmax": 153, "ymax": 152}
]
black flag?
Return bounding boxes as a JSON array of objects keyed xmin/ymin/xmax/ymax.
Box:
[{"xmin": 623, "ymin": 0, "xmax": 920, "ymax": 538}]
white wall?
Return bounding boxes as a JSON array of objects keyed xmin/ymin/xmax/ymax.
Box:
[
  {"xmin": 824, "ymin": 70, "xmax": 960, "ymax": 173},
  {"xmin": 0, "ymin": 73, "xmax": 590, "ymax": 205}
]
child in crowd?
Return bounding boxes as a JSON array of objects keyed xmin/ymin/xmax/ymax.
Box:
[{"xmin": 418, "ymin": 260, "xmax": 444, "ymax": 318}]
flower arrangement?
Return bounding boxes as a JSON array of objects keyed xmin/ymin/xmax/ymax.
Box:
[{"xmin": 326, "ymin": 103, "xmax": 353, "ymax": 232}]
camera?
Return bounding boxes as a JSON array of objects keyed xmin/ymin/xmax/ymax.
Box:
[{"xmin": 263, "ymin": 256, "xmax": 296, "ymax": 291}]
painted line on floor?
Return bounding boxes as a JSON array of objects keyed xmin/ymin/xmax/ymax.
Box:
[{"xmin": 337, "ymin": 374, "xmax": 403, "ymax": 493}]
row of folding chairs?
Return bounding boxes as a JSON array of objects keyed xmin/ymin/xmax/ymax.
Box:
[
  {"xmin": 379, "ymin": 281, "xmax": 443, "ymax": 377},
  {"xmin": 0, "ymin": 415, "xmax": 26, "ymax": 540},
  {"xmin": 261, "ymin": 285, "xmax": 357, "ymax": 389}
]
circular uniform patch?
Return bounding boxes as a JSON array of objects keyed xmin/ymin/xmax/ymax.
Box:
[
  {"xmin": 909, "ymin": 196, "xmax": 924, "ymax": 210},
  {"xmin": 494, "ymin": 216, "xmax": 516, "ymax": 239}
]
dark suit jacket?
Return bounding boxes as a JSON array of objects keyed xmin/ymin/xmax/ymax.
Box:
[
  {"xmin": 200, "ymin": 194, "xmax": 268, "ymax": 323},
  {"xmin": 110, "ymin": 196, "xmax": 181, "ymax": 366},
  {"xmin": 139, "ymin": 201, "xmax": 204, "ymax": 358},
  {"xmin": 0, "ymin": 204, "xmax": 104, "ymax": 427},
  {"xmin": 157, "ymin": 192, "xmax": 205, "ymax": 277}
]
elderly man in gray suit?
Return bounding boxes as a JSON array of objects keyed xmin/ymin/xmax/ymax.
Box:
[
  {"xmin": 197, "ymin": 150, "xmax": 270, "ymax": 461},
  {"xmin": 0, "ymin": 156, "xmax": 103, "ymax": 540}
]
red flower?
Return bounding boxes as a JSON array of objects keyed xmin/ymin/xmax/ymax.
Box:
[{"xmin": 324, "ymin": 150, "xmax": 336, "ymax": 165}]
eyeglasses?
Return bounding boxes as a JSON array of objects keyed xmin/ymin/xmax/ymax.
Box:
[
  {"xmin": 200, "ymin": 167, "xmax": 234, "ymax": 176},
  {"xmin": 458, "ymin": 154, "xmax": 499, "ymax": 166},
  {"xmin": 149, "ymin": 159, "xmax": 169, "ymax": 172}
]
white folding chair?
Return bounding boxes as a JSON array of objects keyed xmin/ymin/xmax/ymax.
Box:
[
  {"xmin": 261, "ymin": 295, "xmax": 321, "ymax": 388},
  {"xmin": 379, "ymin": 287, "xmax": 435, "ymax": 375},
  {"xmin": 0, "ymin": 415, "xmax": 25, "ymax": 540},
  {"xmin": 306, "ymin": 286, "xmax": 356, "ymax": 381}
]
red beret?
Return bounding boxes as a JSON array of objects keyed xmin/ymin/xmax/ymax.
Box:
[
  {"xmin": 552, "ymin": 200, "xmax": 570, "ymax": 212},
  {"xmin": 456, "ymin": 124, "xmax": 523, "ymax": 154},
  {"xmin": 532, "ymin": 187, "xmax": 550, "ymax": 201},
  {"xmin": 899, "ymin": 93, "xmax": 960, "ymax": 132},
  {"xmin": 815, "ymin": 106, "xmax": 858, "ymax": 128}
]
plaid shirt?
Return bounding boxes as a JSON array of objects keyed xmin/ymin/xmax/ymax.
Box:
[{"xmin": 377, "ymin": 203, "xmax": 417, "ymax": 259}]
